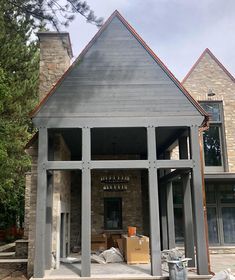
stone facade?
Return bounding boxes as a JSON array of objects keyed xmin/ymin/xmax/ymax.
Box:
[
  {"xmin": 70, "ymin": 171, "xmax": 81, "ymax": 250},
  {"xmin": 25, "ymin": 142, "xmax": 38, "ymax": 276},
  {"xmin": 24, "ymin": 32, "xmax": 73, "ymax": 276},
  {"xmin": 25, "ymin": 134, "xmax": 71, "ymax": 276},
  {"xmin": 69, "ymin": 168, "xmax": 147, "ymax": 251},
  {"xmin": 37, "ymin": 32, "xmax": 72, "ymax": 101},
  {"xmin": 91, "ymin": 170, "xmax": 143, "ymax": 233},
  {"xmin": 52, "ymin": 135, "xmax": 71, "ymax": 254},
  {"xmin": 182, "ymin": 49, "xmax": 235, "ymax": 172}
]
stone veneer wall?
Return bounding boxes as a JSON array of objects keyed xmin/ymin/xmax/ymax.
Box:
[
  {"xmin": 25, "ymin": 142, "xmax": 38, "ymax": 276},
  {"xmin": 69, "ymin": 168, "xmax": 144, "ymax": 250},
  {"xmin": 70, "ymin": 171, "xmax": 81, "ymax": 250},
  {"xmin": 25, "ymin": 134, "xmax": 71, "ymax": 276},
  {"xmin": 37, "ymin": 33, "xmax": 72, "ymax": 101},
  {"xmin": 52, "ymin": 135, "xmax": 71, "ymax": 253},
  {"xmin": 91, "ymin": 169, "xmax": 143, "ymax": 234},
  {"xmin": 182, "ymin": 52, "xmax": 235, "ymax": 172}
]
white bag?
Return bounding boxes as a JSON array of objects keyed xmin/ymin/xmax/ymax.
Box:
[
  {"xmin": 211, "ymin": 269, "xmax": 235, "ymax": 280},
  {"xmin": 99, "ymin": 247, "xmax": 124, "ymax": 263}
]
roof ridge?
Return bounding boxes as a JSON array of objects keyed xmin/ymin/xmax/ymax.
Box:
[{"xmin": 182, "ymin": 48, "xmax": 235, "ymax": 84}]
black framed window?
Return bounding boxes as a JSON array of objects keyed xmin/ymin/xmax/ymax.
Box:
[
  {"xmin": 200, "ymin": 101, "xmax": 225, "ymax": 171},
  {"xmin": 104, "ymin": 198, "xmax": 122, "ymax": 230}
]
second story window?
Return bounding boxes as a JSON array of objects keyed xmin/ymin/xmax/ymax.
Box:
[{"xmin": 200, "ymin": 102, "xmax": 226, "ymax": 172}]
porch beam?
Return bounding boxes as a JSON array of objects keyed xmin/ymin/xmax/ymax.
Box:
[
  {"xmin": 81, "ymin": 127, "xmax": 91, "ymax": 277},
  {"xmin": 90, "ymin": 160, "xmax": 148, "ymax": 170},
  {"xmin": 159, "ymin": 169, "xmax": 190, "ymax": 183},
  {"xmin": 45, "ymin": 161, "xmax": 82, "ymax": 170},
  {"xmin": 34, "ymin": 128, "xmax": 48, "ymax": 278},
  {"xmin": 157, "ymin": 159, "xmax": 193, "ymax": 169},
  {"xmin": 190, "ymin": 125, "xmax": 209, "ymax": 275},
  {"xmin": 147, "ymin": 126, "xmax": 162, "ymax": 276},
  {"xmin": 33, "ymin": 116, "xmax": 204, "ymax": 129}
]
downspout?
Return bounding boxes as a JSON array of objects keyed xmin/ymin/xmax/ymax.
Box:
[{"xmin": 199, "ymin": 126, "xmax": 214, "ymax": 275}]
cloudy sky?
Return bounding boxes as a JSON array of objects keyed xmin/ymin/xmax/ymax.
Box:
[{"xmin": 66, "ymin": 0, "xmax": 235, "ymax": 80}]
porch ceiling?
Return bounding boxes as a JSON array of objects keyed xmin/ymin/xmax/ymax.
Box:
[{"xmin": 56, "ymin": 127, "xmax": 185, "ymax": 160}]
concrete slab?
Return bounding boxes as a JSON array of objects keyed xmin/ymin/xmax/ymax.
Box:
[
  {"xmin": 34, "ymin": 262, "xmax": 211, "ymax": 280},
  {"xmin": 29, "ymin": 253, "xmax": 235, "ymax": 280},
  {"xmin": 210, "ymin": 254, "xmax": 235, "ymax": 274}
]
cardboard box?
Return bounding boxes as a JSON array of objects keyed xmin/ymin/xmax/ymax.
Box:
[
  {"xmin": 91, "ymin": 234, "xmax": 107, "ymax": 252},
  {"xmin": 122, "ymin": 235, "xmax": 150, "ymax": 264},
  {"xmin": 116, "ymin": 238, "xmax": 124, "ymax": 255}
]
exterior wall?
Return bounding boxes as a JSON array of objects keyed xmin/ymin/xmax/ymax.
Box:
[
  {"xmin": 25, "ymin": 134, "xmax": 71, "ymax": 276},
  {"xmin": 91, "ymin": 169, "xmax": 143, "ymax": 234},
  {"xmin": 182, "ymin": 52, "xmax": 235, "ymax": 172},
  {"xmin": 37, "ymin": 32, "xmax": 72, "ymax": 101},
  {"xmin": 26, "ymin": 143, "xmax": 38, "ymax": 276},
  {"xmin": 70, "ymin": 167, "xmax": 145, "ymax": 251},
  {"xmin": 52, "ymin": 135, "xmax": 71, "ymax": 253},
  {"xmin": 70, "ymin": 171, "xmax": 81, "ymax": 250}
]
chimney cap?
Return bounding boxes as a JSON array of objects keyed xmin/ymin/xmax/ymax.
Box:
[{"xmin": 37, "ymin": 31, "xmax": 73, "ymax": 58}]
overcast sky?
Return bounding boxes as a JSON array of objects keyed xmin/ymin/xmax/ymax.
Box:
[{"xmin": 66, "ymin": 0, "xmax": 235, "ymax": 80}]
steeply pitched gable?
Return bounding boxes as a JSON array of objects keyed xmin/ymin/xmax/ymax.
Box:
[
  {"xmin": 32, "ymin": 11, "xmax": 207, "ymax": 123},
  {"xmin": 182, "ymin": 48, "xmax": 235, "ymax": 84}
]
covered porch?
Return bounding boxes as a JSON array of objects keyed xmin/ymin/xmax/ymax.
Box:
[{"xmin": 32, "ymin": 119, "xmax": 210, "ymax": 278}]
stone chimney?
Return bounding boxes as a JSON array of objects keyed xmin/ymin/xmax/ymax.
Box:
[{"xmin": 37, "ymin": 32, "xmax": 73, "ymax": 101}]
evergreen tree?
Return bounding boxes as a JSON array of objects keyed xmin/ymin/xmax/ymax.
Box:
[
  {"xmin": 0, "ymin": 0, "xmax": 39, "ymax": 229},
  {"xmin": 0, "ymin": 0, "xmax": 102, "ymax": 232}
]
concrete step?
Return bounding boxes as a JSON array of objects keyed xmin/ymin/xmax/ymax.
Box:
[
  {"xmin": 0, "ymin": 242, "xmax": 15, "ymax": 252},
  {"xmin": 0, "ymin": 258, "xmax": 27, "ymax": 263},
  {"xmin": 0, "ymin": 252, "xmax": 15, "ymax": 258}
]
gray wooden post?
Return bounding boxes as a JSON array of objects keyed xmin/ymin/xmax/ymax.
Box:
[
  {"xmin": 81, "ymin": 127, "xmax": 91, "ymax": 277},
  {"xmin": 163, "ymin": 151, "xmax": 175, "ymax": 249},
  {"xmin": 190, "ymin": 125, "xmax": 209, "ymax": 275},
  {"xmin": 147, "ymin": 126, "xmax": 162, "ymax": 276},
  {"xmin": 179, "ymin": 136, "xmax": 195, "ymax": 266},
  {"xmin": 62, "ymin": 213, "xmax": 66, "ymax": 258},
  {"xmin": 34, "ymin": 128, "xmax": 48, "ymax": 278},
  {"xmin": 182, "ymin": 174, "xmax": 195, "ymax": 267},
  {"xmin": 45, "ymin": 174, "xmax": 53, "ymax": 270},
  {"xmin": 166, "ymin": 182, "xmax": 175, "ymax": 249},
  {"xmin": 160, "ymin": 184, "xmax": 168, "ymax": 250}
]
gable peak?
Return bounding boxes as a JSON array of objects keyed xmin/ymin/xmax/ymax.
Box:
[{"xmin": 182, "ymin": 48, "xmax": 235, "ymax": 83}]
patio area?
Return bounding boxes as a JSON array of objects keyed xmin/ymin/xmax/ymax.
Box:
[{"xmin": 39, "ymin": 254, "xmax": 235, "ymax": 279}]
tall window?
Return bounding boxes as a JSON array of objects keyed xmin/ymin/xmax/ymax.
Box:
[{"xmin": 200, "ymin": 102, "xmax": 225, "ymax": 171}]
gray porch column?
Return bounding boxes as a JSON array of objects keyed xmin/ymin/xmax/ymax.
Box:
[
  {"xmin": 164, "ymin": 152, "xmax": 175, "ymax": 249},
  {"xmin": 179, "ymin": 136, "xmax": 195, "ymax": 266},
  {"xmin": 190, "ymin": 125, "xmax": 209, "ymax": 275},
  {"xmin": 160, "ymin": 184, "xmax": 168, "ymax": 250},
  {"xmin": 182, "ymin": 174, "xmax": 195, "ymax": 267},
  {"xmin": 147, "ymin": 127, "xmax": 162, "ymax": 276},
  {"xmin": 45, "ymin": 174, "xmax": 53, "ymax": 270},
  {"xmin": 166, "ymin": 182, "xmax": 175, "ymax": 248},
  {"xmin": 81, "ymin": 127, "xmax": 91, "ymax": 277},
  {"xmin": 34, "ymin": 128, "xmax": 48, "ymax": 278}
]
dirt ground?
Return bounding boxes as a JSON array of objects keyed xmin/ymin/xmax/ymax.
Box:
[{"xmin": 0, "ymin": 264, "xmax": 27, "ymax": 280}]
